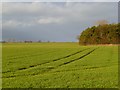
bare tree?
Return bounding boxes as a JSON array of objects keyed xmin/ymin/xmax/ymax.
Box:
[
  {"xmin": 76, "ymin": 35, "xmax": 80, "ymax": 41},
  {"xmin": 38, "ymin": 40, "xmax": 42, "ymax": 43},
  {"xmin": 95, "ymin": 20, "xmax": 108, "ymax": 26}
]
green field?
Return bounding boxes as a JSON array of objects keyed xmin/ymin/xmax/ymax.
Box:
[{"xmin": 2, "ymin": 43, "xmax": 118, "ymax": 88}]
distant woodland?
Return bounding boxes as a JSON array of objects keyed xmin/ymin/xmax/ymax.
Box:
[{"xmin": 78, "ymin": 23, "xmax": 120, "ymax": 45}]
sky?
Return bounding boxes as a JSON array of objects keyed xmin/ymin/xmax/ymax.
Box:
[
  {"xmin": 2, "ymin": 1, "xmax": 118, "ymax": 42},
  {"xmin": 1, "ymin": 0, "xmax": 120, "ymax": 2}
]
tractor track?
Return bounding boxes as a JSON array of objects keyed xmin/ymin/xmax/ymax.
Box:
[
  {"xmin": 16, "ymin": 48, "xmax": 90, "ymax": 70},
  {"xmin": 3, "ymin": 48, "xmax": 89, "ymax": 74},
  {"xmin": 3, "ymin": 47, "xmax": 98, "ymax": 78},
  {"xmin": 58, "ymin": 48, "xmax": 97, "ymax": 67}
]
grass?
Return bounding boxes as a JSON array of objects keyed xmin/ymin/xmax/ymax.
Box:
[
  {"xmin": 2, "ymin": 42, "xmax": 118, "ymax": 88},
  {"xmin": 0, "ymin": 43, "xmax": 2, "ymax": 89}
]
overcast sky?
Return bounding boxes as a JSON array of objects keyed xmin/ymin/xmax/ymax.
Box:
[{"xmin": 2, "ymin": 2, "xmax": 118, "ymax": 42}]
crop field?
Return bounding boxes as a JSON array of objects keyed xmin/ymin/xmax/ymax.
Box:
[{"xmin": 2, "ymin": 43, "xmax": 118, "ymax": 88}]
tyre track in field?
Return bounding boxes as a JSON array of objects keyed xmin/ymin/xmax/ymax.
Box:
[
  {"xmin": 3, "ymin": 47, "xmax": 98, "ymax": 78},
  {"xmin": 57, "ymin": 48, "xmax": 98, "ymax": 67},
  {"xmin": 2, "ymin": 48, "xmax": 90, "ymax": 77},
  {"xmin": 2, "ymin": 50, "xmax": 59, "ymax": 73},
  {"xmin": 13, "ymin": 48, "xmax": 89, "ymax": 70},
  {"xmin": 32, "ymin": 47, "xmax": 98, "ymax": 75},
  {"xmin": 34, "ymin": 47, "xmax": 98, "ymax": 76},
  {"xmin": 3, "ymin": 49, "xmax": 67, "ymax": 73}
]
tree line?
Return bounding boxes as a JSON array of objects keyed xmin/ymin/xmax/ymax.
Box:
[{"xmin": 78, "ymin": 23, "xmax": 120, "ymax": 45}]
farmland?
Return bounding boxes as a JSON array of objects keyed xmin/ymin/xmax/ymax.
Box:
[{"xmin": 2, "ymin": 42, "xmax": 118, "ymax": 88}]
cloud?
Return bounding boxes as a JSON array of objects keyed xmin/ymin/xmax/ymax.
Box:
[
  {"xmin": 37, "ymin": 17, "xmax": 64, "ymax": 24},
  {"xmin": 3, "ymin": 2, "xmax": 117, "ymax": 25},
  {"xmin": 2, "ymin": 20, "xmax": 35, "ymax": 28},
  {"xmin": 3, "ymin": 3, "xmax": 42, "ymax": 14},
  {"xmin": 3, "ymin": 20, "xmax": 21, "ymax": 28},
  {"xmin": 2, "ymin": 2, "xmax": 118, "ymax": 41},
  {"xmin": 2, "ymin": 0, "xmax": 119, "ymax": 2}
]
